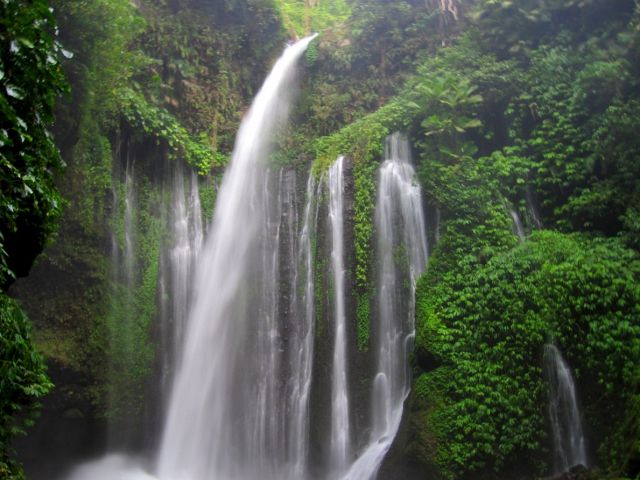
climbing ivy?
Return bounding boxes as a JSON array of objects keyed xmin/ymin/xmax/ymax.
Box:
[{"xmin": 274, "ymin": 0, "xmax": 351, "ymax": 37}]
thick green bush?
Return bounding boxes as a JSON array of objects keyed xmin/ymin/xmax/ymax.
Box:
[
  {"xmin": 413, "ymin": 231, "xmax": 640, "ymax": 479},
  {"xmin": 0, "ymin": 294, "xmax": 52, "ymax": 478}
]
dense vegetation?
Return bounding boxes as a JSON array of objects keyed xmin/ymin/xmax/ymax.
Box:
[
  {"xmin": 305, "ymin": 0, "xmax": 640, "ymax": 478},
  {"xmin": 0, "ymin": 0, "xmax": 639, "ymax": 479},
  {"xmin": 0, "ymin": 0, "xmax": 65, "ymax": 476}
]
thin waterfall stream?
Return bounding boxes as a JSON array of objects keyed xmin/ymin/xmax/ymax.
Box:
[
  {"xmin": 544, "ymin": 344, "xmax": 588, "ymax": 474},
  {"xmin": 158, "ymin": 166, "xmax": 204, "ymax": 413},
  {"xmin": 341, "ymin": 133, "xmax": 428, "ymax": 480},
  {"xmin": 327, "ymin": 155, "xmax": 352, "ymax": 476}
]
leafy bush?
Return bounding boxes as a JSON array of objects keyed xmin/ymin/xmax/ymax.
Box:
[
  {"xmin": 414, "ymin": 231, "xmax": 640, "ymax": 479},
  {"xmin": 0, "ymin": 294, "xmax": 52, "ymax": 477},
  {"xmin": 0, "ymin": 0, "xmax": 68, "ymax": 287}
]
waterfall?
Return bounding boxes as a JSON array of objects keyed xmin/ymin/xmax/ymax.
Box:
[
  {"xmin": 544, "ymin": 344, "xmax": 588, "ymax": 474},
  {"xmin": 509, "ymin": 207, "xmax": 526, "ymax": 242},
  {"xmin": 158, "ymin": 165, "xmax": 203, "ymax": 412},
  {"xmin": 156, "ymin": 35, "xmax": 317, "ymax": 480},
  {"xmin": 526, "ymin": 185, "xmax": 543, "ymax": 229},
  {"xmin": 124, "ymin": 156, "xmax": 136, "ymax": 294},
  {"xmin": 434, "ymin": 207, "xmax": 441, "ymax": 245},
  {"xmin": 287, "ymin": 174, "xmax": 319, "ymax": 477},
  {"xmin": 106, "ymin": 152, "xmax": 138, "ymax": 449},
  {"xmin": 328, "ymin": 155, "xmax": 352, "ymax": 475},
  {"xmin": 342, "ymin": 132, "xmax": 428, "ymax": 480}
]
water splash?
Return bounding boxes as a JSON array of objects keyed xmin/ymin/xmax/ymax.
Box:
[{"xmin": 66, "ymin": 455, "xmax": 155, "ymax": 480}]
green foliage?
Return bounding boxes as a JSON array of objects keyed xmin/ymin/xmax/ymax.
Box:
[
  {"xmin": 355, "ymin": 290, "xmax": 370, "ymax": 351},
  {"xmin": 104, "ymin": 174, "xmax": 162, "ymax": 423},
  {"xmin": 0, "ymin": 0, "xmax": 68, "ymax": 286},
  {"xmin": 414, "ymin": 232, "xmax": 640, "ymax": 479},
  {"xmin": 313, "ymin": 100, "xmax": 408, "ymax": 350},
  {"xmin": 0, "ymin": 294, "xmax": 52, "ymax": 475},
  {"xmin": 120, "ymin": 89, "xmax": 225, "ymax": 174},
  {"xmin": 197, "ymin": 174, "xmax": 221, "ymax": 222},
  {"xmin": 274, "ymin": 0, "xmax": 351, "ymax": 37},
  {"xmin": 50, "ymin": 0, "xmax": 147, "ymax": 235}
]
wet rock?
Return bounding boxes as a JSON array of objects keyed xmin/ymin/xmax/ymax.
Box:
[{"xmin": 548, "ymin": 465, "xmax": 597, "ymax": 480}]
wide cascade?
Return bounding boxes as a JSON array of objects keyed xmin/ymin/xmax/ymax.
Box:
[
  {"xmin": 544, "ymin": 344, "xmax": 588, "ymax": 474},
  {"xmin": 342, "ymin": 133, "xmax": 428, "ymax": 480},
  {"xmin": 157, "ymin": 35, "xmax": 317, "ymax": 480}
]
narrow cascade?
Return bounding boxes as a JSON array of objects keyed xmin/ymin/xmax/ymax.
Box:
[
  {"xmin": 156, "ymin": 35, "xmax": 317, "ymax": 480},
  {"xmin": 544, "ymin": 344, "xmax": 588, "ymax": 474},
  {"xmin": 158, "ymin": 165, "xmax": 203, "ymax": 412},
  {"xmin": 286, "ymin": 174, "xmax": 319, "ymax": 477},
  {"xmin": 526, "ymin": 185, "xmax": 543, "ymax": 229},
  {"xmin": 434, "ymin": 207, "xmax": 441, "ymax": 245},
  {"xmin": 124, "ymin": 157, "xmax": 136, "ymax": 294},
  {"xmin": 107, "ymin": 153, "xmax": 138, "ymax": 449},
  {"xmin": 328, "ymin": 155, "xmax": 351, "ymax": 475},
  {"xmin": 343, "ymin": 133, "xmax": 428, "ymax": 480},
  {"xmin": 509, "ymin": 206, "xmax": 526, "ymax": 242}
]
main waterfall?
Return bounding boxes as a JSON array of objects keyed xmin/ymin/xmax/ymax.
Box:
[{"xmin": 156, "ymin": 35, "xmax": 317, "ymax": 480}]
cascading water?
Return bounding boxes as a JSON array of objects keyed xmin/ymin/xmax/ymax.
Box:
[
  {"xmin": 286, "ymin": 174, "xmax": 319, "ymax": 477},
  {"xmin": 158, "ymin": 165, "xmax": 203, "ymax": 411},
  {"xmin": 544, "ymin": 344, "xmax": 588, "ymax": 474},
  {"xmin": 342, "ymin": 133, "xmax": 428, "ymax": 480},
  {"xmin": 327, "ymin": 155, "xmax": 352, "ymax": 476},
  {"xmin": 526, "ymin": 185, "xmax": 543, "ymax": 229},
  {"xmin": 106, "ymin": 152, "xmax": 138, "ymax": 449},
  {"xmin": 157, "ymin": 35, "xmax": 317, "ymax": 480},
  {"xmin": 508, "ymin": 206, "xmax": 526, "ymax": 242}
]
